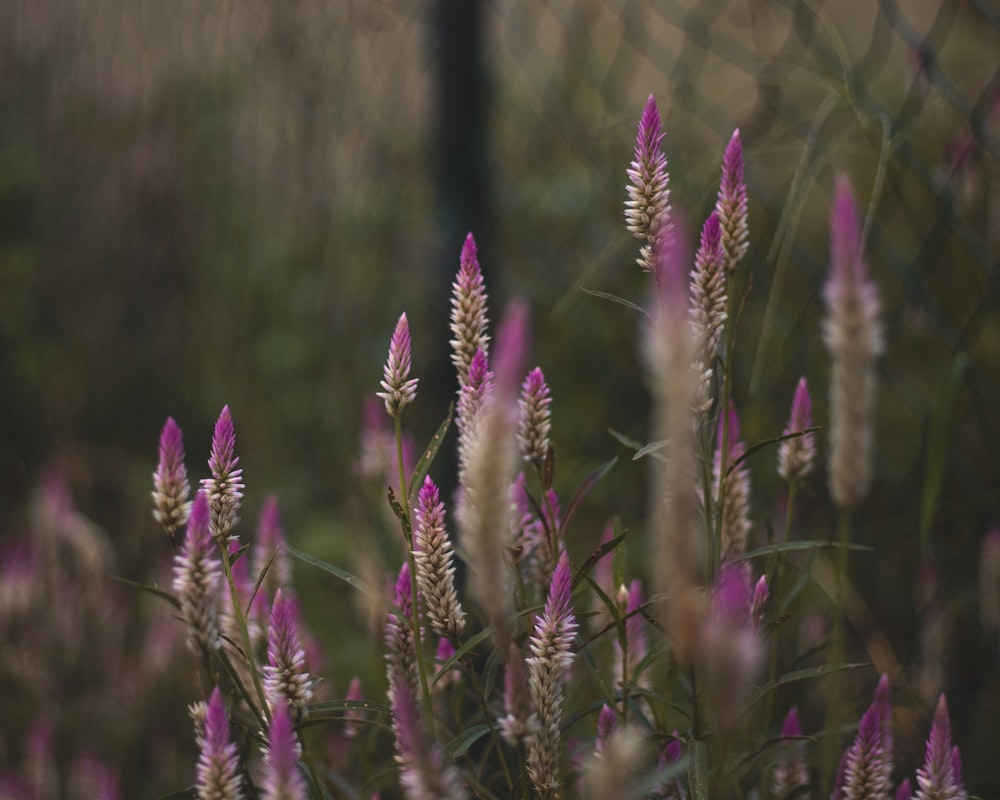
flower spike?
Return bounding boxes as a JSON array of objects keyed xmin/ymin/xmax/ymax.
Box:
[
  {"xmin": 413, "ymin": 477, "xmax": 465, "ymax": 641},
  {"xmin": 377, "ymin": 313, "xmax": 419, "ymax": 417},
  {"xmin": 264, "ymin": 590, "xmax": 313, "ymax": 723},
  {"xmin": 173, "ymin": 492, "xmax": 222, "ymax": 659},
  {"xmin": 716, "ymin": 128, "xmax": 749, "ymax": 273},
  {"xmin": 914, "ymin": 695, "xmax": 967, "ymax": 800},
  {"xmin": 152, "ymin": 417, "xmax": 192, "ymax": 541},
  {"xmin": 261, "ymin": 702, "xmax": 307, "ymax": 800},
  {"xmin": 201, "ymin": 405, "xmax": 245, "ymax": 543},
  {"xmin": 450, "ymin": 233, "xmax": 490, "ymax": 387},
  {"xmin": 625, "ymin": 94, "xmax": 671, "ymax": 276},
  {"xmin": 194, "ymin": 687, "xmax": 243, "ymax": 800},
  {"xmin": 518, "ymin": 367, "xmax": 553, "ymax": 468},
  {"xmin": 778, "ymin": 377, "xmax": 816, "ymax": 483}
]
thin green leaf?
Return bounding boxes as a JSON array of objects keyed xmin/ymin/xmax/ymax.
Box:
[
  {"xmin": 608, "ymin": 428, "xmax": 646, "ymax": 452},
  {"xmin": 728, "ymin": 734, "xmax": 816, "ymax": 777},
  {"xmin": 727, "ymin": 426, "xmax": 822, "ymax": 476},
  {"xmin": 561, "ymin": 456, "xmax": 617, "ymax": 536},
  {"xmin": 738, "ymin": 540, "xmax": 872, "ymax": 563},
  {"xmin": 432, "ymin": 627, "xmax": 495, "ymax": 688},
  {"xmin": 573, "ymin": 532, "xmax": 626, "ymax": 591},
  {"xmin": 228, "ymin": 543, "xmax": 250, "ymax": 566},
  {"xmin": 287, "ymin": 547, "xmax": 375, "ymax": 599},
  {"xmin": 408, "ymin": 403, "xmax": 455, "ymax": 501},
  {"xmin": 111, "ymin": 575, "xmax": 181, "ymax": 611},
  {"xmin": 579, "ymin": 286, "xmax": 651, "ymax": 319},
  {"xmin": 446, "ymin": 724, "xmax": 492, "ymax": 759},
  {"xmin": 300, "ymin": 759, "xmax": 338, "ymax": 800},
  {"xmin": 306, "ymin": 699, "xmax": 392, "ymax": 717},
  {"xmin": 247, "ymin": 547, "xmax": 278, "ymax": 615},
  {"xmin": 747, "ymin": 662, "xmax": 869, "ymax": 712},
  {"xmin": 632, "ymin": 439, "xmax": 668, "ymax": 462},
  {"xmin": 216, "ymin": 647, "xmax": 267, "ymax": 730}
]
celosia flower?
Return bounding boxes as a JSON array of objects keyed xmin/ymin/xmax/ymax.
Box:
[
  {"xmin": 772, "ymin": 707, "xmax": 809, "ymax": 800},
  {"xmin": 385, "ymin": 563, "xmax": 420, "ymax": 702},
  {"xmin": 715, "ymin": 129, "xmax": 749, "ymax": 274},
  {"xmin": 195, "ymin": 687, "xmax": 244, "ymax": 800},
  {"xmin": 343, "ymin": 677, "xmax": 365, "ymax": 739},
  {"xmin": 822, "ymin": 175, "xmax": 883, "ymax": 509},
  {"xmin": 778, "ymin": 377, "xmax": 816, "ymax": 483},
  {"xmin": 433, "ymin": 637, "xmax": 461, "ymax": 691},
  {"xmin": 713, "ymin": 402, "xmax": 752, "ymax": 560},
  {"xmin": 152, "ymin": 417, "xmax": 192, "ymax": 541},
  {"xmin": 254, "ymin": 495, "xmax": 291, "ymax": 592},
  {"xmin": 595, "ymin": 704, "xmax": 617, "ymax": 757},
  {"xmin": 832, "ymin": 675, "xmax": 894, "ymax": 800},
  {"xmin": 377, "ymin": 313, "xmax": 419, "ymax": 417},
  {"xmin": 413, "ymin": 478, "xmax": 465, "ymax": 641},
  {"xmin": 751, "ymin": 574, "xmax": 769, "ymax": 633},
  {"xmin": 613, "ymin": 579, "xmax": 649, "ymax": 689},
  {"xmin": 499, "ymin": 642, "xmax": 538, "ymax": 747},
  {"xmin": 391, "ymin": 681, "xmax": 467, "ymax": 800},
  {"xmin": 626, "ymin": 94, "xmax": 671, "ymax": 276},
  {"xmin": 261, "ymin": 702, "xmax": 306, "ymax": 800},
  {"xmin": 201, "ymin": 405, "xmax": 245, "ymax": 543},
  {"xmin": 897, "ymin": 779, "xmax": 913, "ymax": 800},
  {"xmin": 527, "ymin": 551, "xmax": 578, "ymax": 798},
  {"xmin": 914, "ymin": 695, "xmax": 967, "ymax": 800},
  {"xmin": 518, "ymin": 367, "xmax": 553, "ymax": 468},
  {"xmin": 264, "ymin": 589, "xmax": 313, "ymax": 723},
  {"xmin": 173, "ymin": 492, "xmax": 222, "ymax": 658},
  {"xmin": 689, "ymin": 211, "xmax": 728, "ymax": 367},
  {"xmin": 450, "ymin": 233, "xmax": 490, "ymax": 387},
  {"xmin": 455, "ymin": 347, "xmax": 494, "ymax": 506}
]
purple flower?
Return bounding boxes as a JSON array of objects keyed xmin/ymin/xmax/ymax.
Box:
[
  {"xmin": 518, "ymin": 367, "xmax": 553, "ymax": 468},
  {"xmin": 385, "ymin": 562, "xmax": 420, "ymax": 702},
  {"xmin": 201, "ymin": 405, "xmax": 245, "ymax": 542},
  {"xmin": 264, "ymin": 589, "xmax": 313, "ymax": 723},
  {"xmin": 526, "ymin": 551, "xmax": 578, "ymax": 798},
  {"xmin": 897, "ymin": 778, "xmax": 913, "ymax": 800},
  {"xmin": 343, "ymin": 676, "xmax": 365, "ymax": 739},
  {"xmin": 152, "ymin": 417, "xmax": 192, "ymax": 540},
  {"xmin": 499, "ymin": 642, "xmax": 537, "ymax": 746},
  {"xmin": 778, "ymin": 377, "xmax": 816, "ymax": 483},
  {"xmin": 433, "ymin": 637, "xmax": 461, "ymax": 690},
  {"xmin": 751, "ymin": 574, "xmax": 769, "ymax": 633},
  {"xmin": 625, "ymin": 94, "xmax": 671, "ymax": 276},
  {"xmin": 414, "ymin": 477, "xmax": 465, "ymax": 641},
  {"xmin": 492, "ymin": 299, "xmax": 530, "ymax": 405},
  {"xmin": 832, "ymin": 675, "xmax": 894, "ymax": 800},
  {"xmin": 823, "ymin": 175, "xmax": 883, "ymax": 509},
  {"xmin": 377, "ymin": 312, "xmax": 419, "ymax": 417},
  {"xmin": 173, "ymin": 492, "xmax": 222, "ymax": 658},
  {"xmin": 772, "ymin": 707, "xmax": 808, "ymax": 800},
  {"xmin": 195, "ymin": 687, "xmax": 243, "ymax": 800},
  {"xmin": 390, "ymin": 681, "xmax": 467, "ymax": 800},
  {"xmin": 614, "ymin": 579, "xmax": 649, "ymax": 690},
  {"xmin": 450, "ymin": 233, "xmax": 491, "ymax": 387},
  {"xmin": 914, "ymin": 695, "xmax": 967, "ymax": 800},
  {"xmin": 713, "ymin": 402, "xmax": 752, "ymax": 560},
  {"xmin": 689, "ymin": 211, "xmax": 727, "ymax": 366},
  {"xmin": 595, "ymin": 704, "xmax": 617, "ymax": 757},
  {"xmin": 715, "ymin": 129, "xmax": 749, "ymax": 273},
  {"xmin": 254, "ymin": 495, "xmax": 291, "ymax": 591},
  {"xmin": 261, "ymin": 702, "xmax": 306, "ymax": 800}
]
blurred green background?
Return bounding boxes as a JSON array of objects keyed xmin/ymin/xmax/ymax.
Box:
[{"xmin": 1, "ymin": 0, "xmax": 999, "ymax": 795}]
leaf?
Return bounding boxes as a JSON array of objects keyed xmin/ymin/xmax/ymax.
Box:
[
  {"xmin": 408, "ymin": 403, "xmax": 455, "ymax": 502},
  {"xmin": 632, "ymin": 439, "xmax": 668, "ymax": 462},
  {"xmin": 111, "ymin": 575, "xmax": 181, "ymax": 611},
  {"xmin": 746, "ymin": 662, "xmax": 869, "ymax": 713},
  {"xmin": 737, "ymin": 540, "xmax": 872, "ymax": 563},
  {"xmin": 247, "ymin": 547, "xmax": 278, "ymax": 615},
  {"xmin": 300, "ymin": 759, "xmax": 338, "ymax": 800},
  {"xmin": 561, "ymin": 457, "xmax": 617, "ymax": 536},
  {"xmin": 431, "ymin": 627, "xmax": 494, "ymax": 688},
  {"xmin": 306, "ymin": 699, "xmax": 392, "ymax": 717},
  {"xmin": 727, "ymin": 426, "xmax": 822, "ymax": 476},
  {"xmin": 572, "ymin": 531, "xmax": 626, "ymax": 590},
  {"xmin": 287, "ymin": 547, "xmax": 376, "ymax": 599},
  {"xmin": 228, "ymin": 543, "xmax": 250, "ymax": 566},
  {"xmin": 608, "ymin": 428, "xmax": 646, "ymax": 452},
  {"xmin": 579, "ymin": 286, "xmax": 651, "ymax": 319},
  {"xmin": 446, "ymin": 724, "xmax": 492, "ymax": 759},
  {"xmin": 728, "ymin": 734, "xmax": 817, "ymax": 777}
]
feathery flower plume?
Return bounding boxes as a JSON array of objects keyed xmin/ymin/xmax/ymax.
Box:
[
  {"xmin": 343, "ymin": 677, "xmax": 365, "ymax": 739},
  {"xmin": 713, "ymin": 401, "xmax": 752, "ymax": 560},
  {"xmin": 201, "ymin": 405, "xmax": 245, "ymax": 543},
  {"xmin": 831, "ymin": 676, "xmax": 894, "ymax": 800},
  {"xmin": 385, "ymin": 562, "xmax": 421, "ymax": 702},
  {"xmin": 261, "ymin": 702, "xmax": 306, "ymax": 800},
  {"xmin": 173, "ymin": 492, "xmax": 222, "ymax": 658},
  {"xmin": 689, "ymin": 211, "xmax": 728, "ymax": 369},
  {"xmin": 152, "ymin": 417, "xmax": 192, "ymax": 541},
  {"xmin": 377, "ymin": 313, "xmax": 419, "ymax": 417},
  {"xmin": 195, "ymin": 687, "xmax": 244, "ymax": 800},
  {"xmin": 264, "ymin": 589, "xmax": 313, "ymax": 723},
  {"xmin": 822, "ymin": 176, "xmax": 884, "ymax": 509},
  {"xmin": 254, "ymin": 496, "xmax": 291, "ymax": 592},
  {"xmin": 413, "ymin": 477, "xmax": 465, "ymax": 641},
  {"xmin": 499, "ymin": 643, "xmax": 538, "ymax": 746},
  {"xmin": 450, "ymin": 233, "xmax": 490, "ymax": 387},
  {"xmin": 518, "ymin": 367, "xmax": 553, "ymax": 468},
  {"xmin": 778, "ymin": 377, "xmax": 816, "ymax": 483},
  {"xmin": 772, "ymin": 707, "xmax": 809, "ymax": 800},
  {"xmin": 460, "ymin": 301, "xmax": 527, "ymax": 648},
  {"xmin": 715, "ymin": 129, "xmax": 749, "ymax": 274},
  {"xmin": 595, "ymin": 704, "xmax": 618, "ymax": 757},
  {"xmin": 526, "ymin": 551, "xmax": 578, "ymax": 799},
  {"xmin": 914, "ymin": 695, "xmax": 967, "ymax": 800},
  {"xmin": 626, "ymin": 94, "xmax": 671, "ymax": 276},
  {"xmin": 391, "ymin": 681, "xmax": 468, "ymax": 800},
  {"xmin": 979, "ymin": 528, "xmax": 1000, "ymax": 632}
]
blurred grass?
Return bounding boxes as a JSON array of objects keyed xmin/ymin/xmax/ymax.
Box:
[{"xmin": 0, "ymin": 0, "xmax": 999, "ymax": 794}]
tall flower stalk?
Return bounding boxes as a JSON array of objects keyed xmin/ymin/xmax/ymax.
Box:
[
  {"xmin": 152, "ymin": 417, "xmax": 192, "ymax": 545},
  {"xmin": 626, "ymin": 94, "xmax": 671, "ymax": 280},
  {"xmin": 260, "ymin": 702, "xmax": 306, "ymax": 800},
  {"xmin": 914, "ymin": 696, "xmax": 967, "ymax": 800},
  {"xmin": 413, "ymin": 477, "xmax": 465, "ymax": 642},
  {"xmin": 202, "ymin": 405, "xmax": 244, "ymax": 544},
  {"xmin": 450, "ymin": 233, "xmax": 490, "ymax": 387},
  {"xmin": 194, "ymin": 687, "xmax": 244, "ymax": 800},
  {"xmin": 263, "ymin": 589, "xmax": 313, "ymax": 724},
  {"xmin": 173, "ymin": 491, "xmax": 221, "ymax": 662}
]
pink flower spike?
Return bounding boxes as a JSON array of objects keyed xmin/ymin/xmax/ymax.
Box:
[
  {"xmin": 255, "ymin": 495, "xmax": 291, "ymax": 590},
  {"xmin": 450, "ymin": 233, "xmax": 491, "ymax": 387},
  {"xmin": 625, "ymin": 94, "xmax": 671, "ymax": 275},
  {"xmin": 492, "ymin": 299, "xmax": 530, "ymax": 404},
  {"xmin": 264, "ymin": 589, "xmax": 313, "ymax": 723},
  {"xmin": 778, "ymin": 377, "xmax": 816, "ymax": 483},
  {"xmin": 152, "ymin": 417, "xmax": 192, "ymax": 539},
  {"xmin": 377, "ymin": 312, "xmax": 419, "ymax": 417},
  {"xmin": 173, "ymin": 491, "xmax": 222, "ymax": 658},
  {"xmin": 914, "ymin": 695, "xmax": 967, "ymax": 800},
  {"xmin": 201, "ymin": 405, "xmax": 245, "ymax": 543},
  {"xmin": 595, "ymin": 704, "xmax": 617, "ymax": 756},
  {"xmin": 518, "ymin": 367, "xmax": 553, "ymax": 467},
  {"xmin": 195, "ymin": 687, "xmax": 243, "ymax": 800},
  {"xmin": 689, "ymin": 210, "xmax": 727, "ymax": 362},
  {"xmin": 390, "ymin": 681, "xmax": 467, "ymax": 800},
  {"xmin": 897, "ymin": 778, "xmax": 913, "ymax": 800},
  {"xmin": 772, "ymin": 707, "xmax": 809, "ymax": 800},
  {"xmin": 716, "ymin": 128, "xmax": 749, "ymax": 273},
  {"xmin": 713, "ymin": 401, "xmax": 752, "ymax": 560},
  {"xmin": 751, "ymin": 574, "xmax": 769, "ymax": 632},
  {"xmin": 261, "ymin": 702, "xmax": 307, "ymax": 800}
]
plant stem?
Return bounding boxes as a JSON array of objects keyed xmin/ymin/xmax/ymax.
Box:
[{"xmin": 822, "ymin": 507, "xmax": 852, "ymax": 789}]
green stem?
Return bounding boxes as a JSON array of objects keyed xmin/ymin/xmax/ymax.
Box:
[
  {"xmin": 823, "ymin": 507, "xmax": 852, "ymax": 789},
  {"xmin": 395, "ymin": 413, "xmax": 436, "ymax": 740}
]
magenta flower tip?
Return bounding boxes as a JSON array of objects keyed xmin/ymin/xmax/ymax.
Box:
[
  {"xmin": 377, "ymin": 313, "xmax": 419, "ymax": 416},
  {"xmin": 716, "ymin": 400, "xmax": 745, "ymax": 463},
  {"xmin": 418, "ymin": 476, "xmax": 440, "ymax": 511},
  {"xmin": 186, "ymin": 492, "xmax": 212, "ymax": 548},
  {"xmin": 781, "ymin": 706, "xmax": 802, "ymax": 738},
  {"xmin": 831, "ymin": 174, "xmax": 863, "ymax": 281},
  {"xmin": 436, "ymin": 637, "xmax": 456, "ymax": 663},
  {"xmin": 723, "ymin": 129, "xmax": 744, "ymax": 178},
  {"xmin": 390, "ymin": 680, "xmax": 420, "ymax": 754},
  {"xmin": 547, "ymin": 550, "xmax": 573, "ymax": 620},
  {"xmin": 654, "ymin": 220, "xmax": 690, "ymax": 309},
  {"xmin": 264, "ymin": 702, "xmax": 303, "ymax": 788},
  {"xmin": 160, "ymin": 417, "xmax": 184, "ymax": 460},
  {"xmin": 493, "ymin": 299, "xmax": 530, "ymax": 401},
  {"xmin": 211, "ymin": 405, "xmax": 237, "ymax": 470},
  {"xmin": 712, "ymin": 562, "xmax": 751, "ymax": 622},
  {"xmin": 701, "ymin": 211, "xmax": 722, "ymax": 252},
  {"xmin": 639, "ymin": 95, "xmax": 664, "ymax": 149},
  {"xmin": 460, "ymin": 233, "xmax": 480, "ymax": 277},
  {"xmin": 664, "ymin": 733, "xmax": 682, "ymax": 764},
  {"xmin": 596, "ymin": 704, "xmax": 617, "ymax": 753},
  {"xmin": 205, "ymin": 686, "xmax": 230, "ymax": 749},
  {"xmin": 394, "ymin": 561, "xmax": 414, "ymax": 618},
  {"xmin": 792, "ymin": 377, "xmax": 812, "ymax": 424},
  {"xmin": 896, "ymin": 778, "xmax": 912, "ymax": 800}
]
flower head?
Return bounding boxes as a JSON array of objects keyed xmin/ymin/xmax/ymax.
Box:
[
  {"xmin": 391, "ymin": 681, "xmax": 467, "ymax": 800},
  {"xmin": 254, "ymin": 495, "xmax": 292, "ymax": 592},
  {"xmin": 689, "ymin": 211, "xmax": 728, "ymax": 365},
  {"xmin": 832, "ymin": 675, "xmax": 895, "ymax": 800},
  {"xmin": 385, "ymin": 562, "xmax": 420, "ymax": 702},
  {"xmin": 715, "ymin": 129, "xmax": 749, "ymax": 273},
  {"xmin": 264, "ymin": 589, "xmax": 313, "ymax": 723},
  {"xmin": 413, "ymin": 477, "xmax": 465, "ymax": 641},
  {"xmin": 594, "ymin": 704, "xmax": 618, "ymax": 757},
  {"xmin": 772, "ymin": 707, "xmax": 809, "ymax": 800},
  {"xmin": 713, "ymin": 401, "xmax": 752, "ymax": 560},
  {"xmin": 173, "ymin": 492, "xmax": 222, "ymax": 658},
  {"xmin": 626, "ymin": 94, "xmax": 671, "ymax": 276},
  {"xmin": 450, "ymin": 233, "xmax": 491, "ymax": 387},
  {"xmin": 778, "ymin": 377, "xmax": 816, "ymax": 483},
  {"xmin": 261, "ymin": 702, "xmax": 306, "ymax": 800},
  {"xmin": 518, "ymin": 367, "xmax": 553, "ymax": 468},
  {"xmin": 152, "ymin": 417, "xmax": 192, "ymax": 540},
  {"xmin": 201, "ymin": 405, "xmax": 245, "ymax": 543},
  {"xmin": 195, "ymin": 687, "xmax": 243, "ymax": 800},
  {"xmin": 377, "ymin": 313, "xmax": 419, "ymax": 417},
  {"xmin": 914, "ymin": 695, "xmax": 967, "ymax": 800}
]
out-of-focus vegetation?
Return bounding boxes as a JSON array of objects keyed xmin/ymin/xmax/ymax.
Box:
[{"xmin": 0, "ymin": 0, "xmax": 998, "ymax": 796}]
